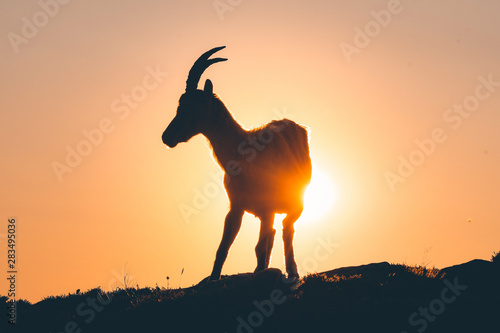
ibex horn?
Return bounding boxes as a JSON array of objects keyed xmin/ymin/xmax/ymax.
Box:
[{"xmin": 185, "ymin": 46, "xmax": 227, "ymax": 92}]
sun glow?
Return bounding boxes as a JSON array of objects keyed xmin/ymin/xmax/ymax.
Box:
[
  {"xmin": 274, "ymin": 165, "xmax": 337, "ymax": 228},
  {"xmin": 301, "ymin": 165, "xmax": 337, "ymax": 222}
]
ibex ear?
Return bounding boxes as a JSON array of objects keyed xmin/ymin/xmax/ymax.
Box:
[{"xmin": 204, "ymin": 79, "xmax": 213, "ymax": 95}]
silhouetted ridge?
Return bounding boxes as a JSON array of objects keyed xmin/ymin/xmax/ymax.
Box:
[{"xmin": 3, "ymin": 258, "xmax": 499, "ymax": 333}]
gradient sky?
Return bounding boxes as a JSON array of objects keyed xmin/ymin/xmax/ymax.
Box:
[{"xmin": 1, "ymin": 0, "xmax": 499, "ymax": 303}]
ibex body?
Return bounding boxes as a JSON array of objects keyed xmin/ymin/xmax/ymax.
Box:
[{"xmin": 162, "ymin": 46, "xmax": 312, "ymax": 279}]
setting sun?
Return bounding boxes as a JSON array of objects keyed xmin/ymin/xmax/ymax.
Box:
[
  {"xmin": 274, "ymin": 164, "xmax": 337, "ymax": 228},
  {"xmin": 302, "ymin": 164, "xmax": 337, "ymax": 222}
]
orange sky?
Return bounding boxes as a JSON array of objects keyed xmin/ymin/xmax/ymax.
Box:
[{"xmin": 1, "ymin": 0, "xmax": 499, "ymax": 303}]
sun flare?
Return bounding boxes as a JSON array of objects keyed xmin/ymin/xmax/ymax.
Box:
[
  {"xmin": 302, "ymin": 165, "xmax": 336, "ymax": 222},
  {"xmin": 274, "ymin": 165, "xmax": 337, "ymax": 228}
]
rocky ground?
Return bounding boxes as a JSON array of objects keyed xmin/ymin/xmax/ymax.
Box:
[{"xmin": 3, "ymin": 258, "xmax": 500, "ymax": 333}]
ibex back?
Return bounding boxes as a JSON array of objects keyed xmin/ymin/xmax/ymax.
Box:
[{"xmin": 162, "ymin": 46, "xmax": 312, "ymax": 279}]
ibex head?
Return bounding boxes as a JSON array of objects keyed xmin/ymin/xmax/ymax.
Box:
[{"xmin": 162, "ymin": 46, "xmax": 227, "ymax": 148}]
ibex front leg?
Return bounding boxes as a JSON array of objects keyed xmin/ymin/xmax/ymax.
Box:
[
  {"xmin": 210, "ymin": 208, "xmax": 244, "ymax": 280},
  {"xmin": 255, "ymin": 213, "xmax": 276, "ymax": 273}
]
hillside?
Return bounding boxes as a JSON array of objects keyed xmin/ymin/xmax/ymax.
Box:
[{"xmin": 2, "ymin": 258, "xmax": 499, "ymax": 333}]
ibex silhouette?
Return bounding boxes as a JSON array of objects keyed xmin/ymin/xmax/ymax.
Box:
[{"xmin": 162, "ymin": 46, "xmax": 312, "ymax": 279}]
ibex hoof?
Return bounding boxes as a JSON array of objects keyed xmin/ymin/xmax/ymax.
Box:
[
  {"xmin": 287, "ymin": 267, "xmax": 299, "ymax": 279},
  {"xmin": 254, "ymin": 266, "xmax": 267, "ymax": 273}
]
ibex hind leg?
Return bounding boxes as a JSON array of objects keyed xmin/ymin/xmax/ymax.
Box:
[
  {"xmin": 254, "ymin": 213, "xmax": 276, "ymax": 273},
  {"xmin": 282, "ymin": 209, "xmax": 302, "ymax": 278},
  {"xmin": 210, "ymin": 208, "xmax": 244, "ymax": 280}
]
